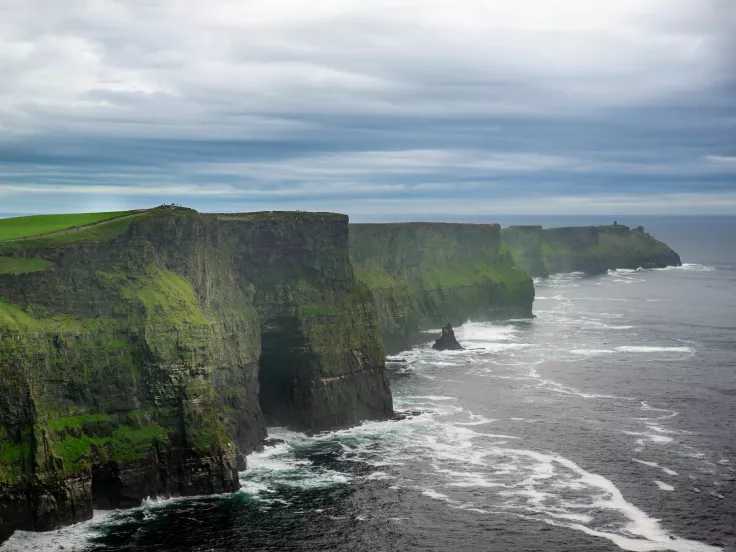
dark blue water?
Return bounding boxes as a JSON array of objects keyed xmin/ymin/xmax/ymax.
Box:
[{"xmin": 2, "ymin": 217, "xmax": 734, "ymax": 552}]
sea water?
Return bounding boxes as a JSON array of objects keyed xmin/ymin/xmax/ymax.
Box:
[{"xmin": 2, "ymin": 217, "xmax": 734, "ymax": 552}]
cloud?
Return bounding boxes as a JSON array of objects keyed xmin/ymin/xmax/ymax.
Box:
[
  {"xmin": 705, "ymin": 155, "xmax": 736, "ymax": 168},
  {"xmin": 0, "ymin": 0, "xmax": 734, "ymax": 216}
]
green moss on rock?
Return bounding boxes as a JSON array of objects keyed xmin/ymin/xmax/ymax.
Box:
[
  {"xmin": 1, "ymin": 205, "xmax": 394, "ymax": 541},
  {"xmin": 0, "ymin": 257, "xmax": 54, "ymax": 275},
  {"xmin": 349, "ymin": 223, "xmax": 534, "ymax": 353},
  {"xmin": 501, "ymin": 224, "xmax": 682, "ymax": 276}
]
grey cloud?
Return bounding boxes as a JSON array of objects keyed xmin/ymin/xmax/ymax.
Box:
[{"xmin": 0, "ymin": 0, "xmax": 734, "ymax": 216}]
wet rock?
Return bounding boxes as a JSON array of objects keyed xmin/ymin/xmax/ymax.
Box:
[
  {"xmin": 392, "ymin": 409, "xmax": 425, "ymax": 421},
  {"xmin": 432, "ymin": 324, "xmax": 463, "ymax": 351}
]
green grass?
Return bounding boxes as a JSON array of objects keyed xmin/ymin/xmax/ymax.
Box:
[
  {"xmin": 0, "ymin": 300, "xmax": 44, "ymax": 333},
  {"xmin": 0, "ymin": 300, "xmax": 121, "ymax": 335},
  {"xmin": 540, "ymin": 230, "xmax": 659, "ymax": 261},
  {"xmin": 55, "ymin": 436, "xmax": 93, "ymax": 471},
  {"xmin": 0, "ymin": 256, "xmax": 53, "ymax": 274},
  {"xmin": 48, "ymin": 413, "xmax": 112, "ymax": 431},
  {"xmin": 0, "ymin": 439, "xmax": 30, "ymax": 482},
  {"xmin": 418, "ymin": 261, "xmax": 528, "ymax": 291},
  {"xmin": 540, "ymin": 239, "xmax": 571, "ymax": 258},
  {"xmin": 109, "ymin": 424, "xmax": 168, "ymax": 461},
  {"xmin": 354, "ymin": 266, "xmax": 401, "ymax": 289},
  {"xmin": 54, "ymin": 423, "xmax": 169, "ymax": 472},
  {"xmin": 0, "ymin": 439, "xmax": 29, "ymax": 464},
  {"xmin": 120, "ymin": 267, "xmax": 210, "ymax": 326},
  {"xmin": 0, "ymin": 213, "xmax": 150, "ymax": 256},
  {"xmin": 0, "ymin": 211, "xmax": 130, "ymax": 241},
  {"xmin": 299, "ymin": 305, "xmax": 338, "ymax": 317}
]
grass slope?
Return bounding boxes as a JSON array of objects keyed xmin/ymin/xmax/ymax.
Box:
[
  {"xmin": 0, "ymin": 257, "xmax": 53, "ymax": 274},
  {"xmin": 0, "ymin": 211, "xmax": 130, "ymax": 240},
  {"xmin": 0, "ymin": 213, "xmax": 152, "ymax": 256}
]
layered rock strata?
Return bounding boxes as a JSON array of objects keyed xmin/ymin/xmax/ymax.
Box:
[
  {"xmin": 349, "ymin": 223, "xmax": 534, "ymax": 353},
  {"xmin": 501, "ymin": 224, "xmax": 681, "ymax": 277},
  {"xmin": 0, "ymin": 207, "xmax": 392, "ymax": 542}
]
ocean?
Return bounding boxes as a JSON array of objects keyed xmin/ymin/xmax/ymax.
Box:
[{"xmin": 1, "ymin": 216, "xmax": 734, "ymax": 552}]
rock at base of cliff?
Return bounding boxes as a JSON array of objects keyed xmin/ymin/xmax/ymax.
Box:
[{"xmin": 432, "ymin": 324, "xmax": 463, "ymax": 350}]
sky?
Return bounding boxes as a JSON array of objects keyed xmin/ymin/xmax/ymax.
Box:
[{"xmin": 0, "ymin": 0, "xmax": 735, "ymax": 219}]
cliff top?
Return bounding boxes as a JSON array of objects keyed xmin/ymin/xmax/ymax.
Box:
[
  {"xmin": 0, "ymin": 206, "xmax": 348, "ymax": 255},
  {"xmin": 351, "ymin": 222, "xmax": 501, "ymax": 229},
  {"xmin": 212, "ymin": 211, "xmax": 347, "ymax": 222},
  {"xmin": 0, "ymin": 210, "xmax": 142, "ymax": 241}
]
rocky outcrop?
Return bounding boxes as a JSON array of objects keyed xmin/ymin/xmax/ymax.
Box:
[
  {"xmin": 432, "ymin": 324, "xmax": 463, "ymax": 351},
  {"xmin": 501, "ymin": 224, "xmax": 681, "ymax": 277},
  {"xmin": 349, "ymin": 223, "xmax": 534, "ymax": 353},
  {"xmin": 0, "ymin": 207, "xmax": 392, "ymax": 542}
]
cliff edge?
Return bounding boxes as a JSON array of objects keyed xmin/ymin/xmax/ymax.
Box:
[
  {"xmin": 0, "ymin": 207, "xmax": 392, "ymax": 541},
  {"xmin": 349, "ymin": 223, "xmax": 534, "ymax": 353},
  {"xmin": 501, "ymin": 224, "xmax": 681, "ymax": 277}
]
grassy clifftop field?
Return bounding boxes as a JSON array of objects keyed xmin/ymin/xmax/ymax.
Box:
[
  {"xmin": 0, "ymin": 211, "xmax": 135, "ymax": 241},
  {"xmin": 0, "ymin": 209, "xmax": 158, "ymax": 276}
]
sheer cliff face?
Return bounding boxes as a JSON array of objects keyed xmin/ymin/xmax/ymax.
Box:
[
  {"xmin": 502, "ymin": 224, "xmax": 682, "ymax": 277},
  {"xmin": 499, "ymin": 226, "xmax": 549, "ymax": 278},
  {"xmin": 0, "ymin": 208, "xmax": 392, "ymax": 541},
  {"xmin": 349, "ymin": 223, "xmax": 535, "ymax": 353},
  {"xmin": 213, "ymin": 213, "xmax": 392, "ymax": 431}
]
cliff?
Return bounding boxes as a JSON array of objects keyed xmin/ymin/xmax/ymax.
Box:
[
  {"xmin": 349, "ymin": 223, "xmax": 534, "ymax": 353},
  {"xmin": 498, "ymin": 226, "xmax": 549, "ymax": 278},
  {"xmin": 501, "ymin": 224, "xmax": 681, "ymax": 277},
  {"xmin": 0, "ymin": 207, "xmax": 392, "ymax": 542}
]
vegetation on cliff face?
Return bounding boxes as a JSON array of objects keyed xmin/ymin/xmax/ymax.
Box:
[
  {"xmin": 0, "ymin": 257, "xmax": 54, "ymax": 275},
  {"xmin": 0, "ymin": 206, "xmax": 392, "ymax": 542},
  {"xmin": 222, "ymin": 213, "xmax": 392, "ymax": 430},
  {"xmin": 501, "ymin": 224, "xmax": 681, "ymax": 277},
  {"xmin": 499, "ymin": 226, "xmax": 549, "ymax": 278},
  {"xmin": 0, "ymin": 237, "xmax": 244, "ymax": 527},
  {"xmin": 350, "ymin": 223, "xmax": 534, "ymax": 353}
]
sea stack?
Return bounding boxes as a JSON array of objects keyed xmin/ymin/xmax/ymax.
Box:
[{"xmin": 433, "ymin": 324, "xmax": 463, "ymax": 350}]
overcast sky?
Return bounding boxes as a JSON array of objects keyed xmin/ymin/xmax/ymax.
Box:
[{"xmin": 1, "ymin": 0, "xmax": 734, "ymax": 218}]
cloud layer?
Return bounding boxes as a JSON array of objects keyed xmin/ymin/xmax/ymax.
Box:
[{"xmin": 1, "ymin": 0, "xmax": 734, "ymax": 216}]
